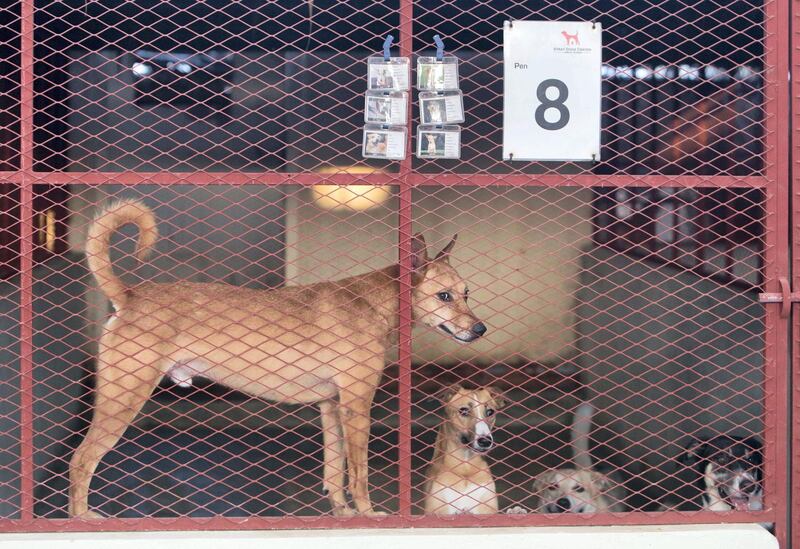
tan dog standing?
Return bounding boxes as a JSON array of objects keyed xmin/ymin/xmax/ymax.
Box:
[
  {"xmin": 424, "ymin": 385, "xmax": 505, "ymax": 515},
  {"xmin": 69, "ymin": 199, "xmax": 486, "ymax": 518}
]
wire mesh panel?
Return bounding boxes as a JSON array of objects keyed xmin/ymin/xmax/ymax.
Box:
[
  {"xmin": 409, "ymin": 185, "xmax": 765, "ymax": 513},
  {"xmin": 0, "ymin": 0, "xmax": 790, "ymax": 539},
  {"xmin": 33, "ymin": 185, "xmax": 403, "ymax": 519}
]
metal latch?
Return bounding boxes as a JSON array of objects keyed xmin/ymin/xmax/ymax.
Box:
[{"xmin": 758, "ymin": 277, "xmax": 800, "ymax": 318}]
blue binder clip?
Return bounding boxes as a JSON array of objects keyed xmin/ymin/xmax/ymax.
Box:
[
  {"xmin": 433, "ymin": 34, "xmax": 445, "ymax": 61},
  {"xmin": 383, "ymin": 35, "xmax": 394, "ymax": 61}
]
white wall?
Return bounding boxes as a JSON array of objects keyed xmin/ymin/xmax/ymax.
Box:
[{"xmin": 286, "ymin": 186, "xmax": 593, "ymax": 365}]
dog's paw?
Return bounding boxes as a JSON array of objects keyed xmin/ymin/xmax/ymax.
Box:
[
  {"xmin": 363, "ymin": 509, "xmax": 389, "ymax": 517},
  {"xmin": 73, "ymin": 510, "xmax": 104, "ymax": 520},
  {"xmin": 332, "ymin": 505, "xmax": 357, "ymax": 517},
  {"xmin": 505, "ymin": 505, "xmax": 528, "ymax": 515}
]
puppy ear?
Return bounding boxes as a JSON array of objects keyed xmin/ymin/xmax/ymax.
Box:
[
  {"xmin": 591, "ymin": 471, "xmax": 611, "ymax": 490},
  {"xmin": 437, "ymin": 384, "xmax": 464, "ymax": 404},
  {"xmin": 532, "ymin": 476, "xmax": 547, "ymax": 494},
  {"xmin": 741, "ymin": 436, "xmax": 763, "ymax": 453},
  {"xmin": 434, "ymin": 234, "xmax": 458, "ymax": 261},
  {"xmin": 411, "ymin": 233, "xmax": 430, "ymax": 272},
  {"xmin": 679, "ymin": 437, "xmax": 708, "ymax": 466},
  {"xmin": 487, "ymin": 386, "xmax": 507, "ymax": 409},
  {"xmin": 741, "ymin": 437, "xmax": 764, "ymax": 467}
]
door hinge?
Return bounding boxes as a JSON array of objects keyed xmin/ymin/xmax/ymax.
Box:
[{"xmin": 757, "ymin": 276, "xmax": 800, "ymax": 318}]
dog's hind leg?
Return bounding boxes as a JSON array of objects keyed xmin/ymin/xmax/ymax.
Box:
[
  {"xmin": 319, "ymin": 399, "xmax": 354, "ymax": 516},
  {"xmin": 68, "ymin": 350, "xmax": 162, "ymax": 518},
  {"xmin": 337, "ymin": 366, "xmax": 383, "ymax": 516}
]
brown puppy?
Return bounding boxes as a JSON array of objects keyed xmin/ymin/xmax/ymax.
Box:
[
  {"xmin": 424, "ymin": 385, "xmax": 505, "ymax": 515},
  {"xmin": 69, "ymin": 199, "xmax": 486, "ymax": 518}
]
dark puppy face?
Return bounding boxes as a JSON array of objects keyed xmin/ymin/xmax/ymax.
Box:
[{"xmin": 680, "ymin": 436, "xmax": 763, "ymax": 511}]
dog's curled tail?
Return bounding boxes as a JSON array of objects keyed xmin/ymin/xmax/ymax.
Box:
[
  {"xmin": 571, "ymin": 402, "xmax": 594, "ymax": 470},
  {"xmin": 86, "ymin": 199, "xmax": 157, "ymax": 310}
]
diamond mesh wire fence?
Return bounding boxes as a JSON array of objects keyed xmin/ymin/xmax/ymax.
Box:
[{"xmin": 0, "ymin": 0, "xmax": 791, "ymax": 537}]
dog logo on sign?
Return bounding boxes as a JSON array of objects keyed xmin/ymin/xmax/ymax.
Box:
[{"xmin": 561, "ymin": 30, "xmax": 580, "ymax": 46}]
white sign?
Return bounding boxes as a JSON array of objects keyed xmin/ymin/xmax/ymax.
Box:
[{"xmin": 503, "ymin": 21, "xmax": 602, "ymax": 161}]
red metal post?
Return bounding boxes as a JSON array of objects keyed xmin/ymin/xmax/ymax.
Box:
[
  {"xmin": 791, "ymin": 0, "xmax": 800, "ymax": 545},
  {"xmin": 762, "ymin": 0, "xmax": 791, "ymax": 546},
  {"xmin": 18, "ymin": 0, "xmax": 35, "ymax": 522},
  {"xmin": 396, "ymin": 0, "xmax": 415, "ymax": 517},
  {"xmin": 0, "ymin": 0, "xmax": 782, "ymax": 533}
]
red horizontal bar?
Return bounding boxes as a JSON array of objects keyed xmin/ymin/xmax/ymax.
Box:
[
  {"xmin": 0, "ymin": 510, "xmax": 776, "ymax": 533},
  {"xmin": 18, "ymin": 171, "xmax": 402, "ymax": 187},
  {"xmin": 0, "ymin": 171, "xmax": 769, "ymax": 188},
  {"xmin": 410, "ymin": 173, "xmax": 767, "ymax": 188}
]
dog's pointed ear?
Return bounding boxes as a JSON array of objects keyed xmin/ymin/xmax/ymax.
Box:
[
  {"xmin": 741, "ymin": 436, "xmax": 764, "ymax": 453},
  {"xmin": 591, "ymin": 471, "xmax": 612, "ymax": 491},
  {"xmin": 434, "ymin": 234, "xmax": 458, "ymax": 262},
  {"xmin": 487, "ymin": 386, "xmax": 507, "ymax": 409},
  {"xmin": 411, "ymin": 233, "xmax": 430, "ymax": 271},
  {"xmin": 437, "ymin": 384, "xmax": 464, "ymax": 404},
  {"xmin": 679, "ymin": 437, "xmax": 708, "ymax": 466},
  {"xmin": 741, "ymin": 437, "xmax": 764, "ymax": 466}
]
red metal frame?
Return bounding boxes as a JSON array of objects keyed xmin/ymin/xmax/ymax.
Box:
[
  {"xmin": 19, "ymin": 0, "xmax": 35, "ymax": 525},
  {"xmin": 0, "ymin": 172, "xmax": 770, "ymax": 188},
  {"xmin": 792, "ymin": 0, "xmax": 800, "ymax": 544},
  {"xmin": 397, "ymin": 0, "xmax": 414, "ymax": 518},
  {"xmin": 0, "ymin": 0, "xmax": 790, "ymax": 540},
  {"xmin": 762, "ymin": 1, "xmax": 791, "ymax": 546}
]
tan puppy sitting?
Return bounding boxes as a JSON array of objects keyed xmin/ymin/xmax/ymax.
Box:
[{"xmin": 424, "ymin": 385, "xmax": 506, "ymax": 515}]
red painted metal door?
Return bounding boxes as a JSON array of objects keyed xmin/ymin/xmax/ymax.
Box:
[{"xmin": 0, "ymin": 0, "xmax": 793, "ymax": 544}]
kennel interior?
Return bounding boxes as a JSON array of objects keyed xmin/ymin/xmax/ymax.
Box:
[{"xmin": 0, "ymin": 0, "xmax": 790, "ymax": 540}]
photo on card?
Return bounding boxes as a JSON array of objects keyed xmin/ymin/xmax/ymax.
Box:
[
  {"xmin": 364, "ymin": 91, "xmax": 407, "ymax": 125},
  {"xmin": 363, "ymin": 124, "xmax": 407, "ymax": 160},
  {"xmin": 364, "ymin": 131, "xmax": 389, "ymax": 156},
  {"xmin": 366, "ymin": 96, "xmax": 391, "ymax": 124},
  {"xmin": 421, "ymin": 97, "xmax": 446, "ymax": 125},
  {"xmin": 367, "ymin": 57, "xmax": 410, "ymax": 91},
  {"xmin": 369, "ymin": 65, "xmax": 395, "ymax": 90},
  {"xmin": 418, "ymin": 63, "xmax": 445, "ymax": 90},
  {"xmin": 416, "ymin": 125, "xmax": 460, "ymax": 159},
  {"xmin": 420, "ymin": 90, "xmax": 465, "ymax": 124},
  {"xmin": 417, "ymin": 56, "xmax": 459, "ymax": 91},
  {"xmin": 419, "ymin": 131, "xmax": 445, "ymax": 157}
]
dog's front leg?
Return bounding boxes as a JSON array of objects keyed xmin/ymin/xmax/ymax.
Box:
[
  {"xmin": 319, "ymin": 399, "xmax": 353, "ymax": 516},
  {"xmin": 337, "ymin": 369, "xmax": 383, "ymax": 516}
]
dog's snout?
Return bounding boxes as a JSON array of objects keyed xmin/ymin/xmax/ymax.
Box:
[
  {"xmin": 471, "ymin": 322, "xmax": 487, "ymax": 337},
  {"xmin": 476, "ymin": 435, "xmax": 493, "ymax": 449},
  {"xmin": 556, "ymin": 498, "xmax": 571, "ymax": 511}
]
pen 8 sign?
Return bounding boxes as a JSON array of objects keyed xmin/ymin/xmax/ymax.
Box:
[{"xmin": 503, "ymin": 21, "xmax": 602, "ymax": 161}]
